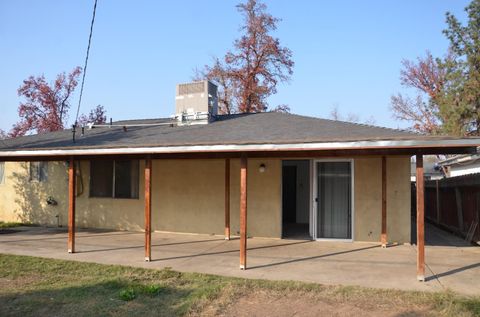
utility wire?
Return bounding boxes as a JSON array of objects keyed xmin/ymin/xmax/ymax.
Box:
[{"xmin": 74, "ymin": 0, "xmax": 98, "ymax": 125}]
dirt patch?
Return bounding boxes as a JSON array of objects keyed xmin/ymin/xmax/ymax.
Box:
[{"xmin": 217, "ymin": 291, "xmax": 432, "ymax": 317}]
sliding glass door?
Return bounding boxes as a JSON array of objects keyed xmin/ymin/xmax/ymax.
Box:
[{"xmin": 315, "ymin": 161, "xmax": 352, "ymax": 240}]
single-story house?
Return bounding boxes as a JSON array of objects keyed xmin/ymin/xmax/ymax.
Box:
[
  {"xmin": 438, "ymin": 149, "xmax": 480, "ymax": 177},
  {"xmin": 410, "ymin": 156, "xmax": 444, "ymax": 182},
  {"xmin": 0, "ymin": 81, "xmax": 479, "ymax": 281}
]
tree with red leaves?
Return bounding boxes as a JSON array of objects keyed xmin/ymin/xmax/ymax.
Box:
[
  {"xmin": 77, "ymin": 104, "xmax": 107, "ymax": 126},
  {"xmin": 5, "ymin": 67, "xmax": 108, "ymax": 138},
  {"xmin": 9, "ymin": 67, "xmax": 82, "ymax": 137},
  {"xmin": 197, "ymin": 0, "xmax": 293, "ymax": 114},
  {"xmin": 390, "ymin": 52, "xmax": 445, "ymax": 134},
  {"xmin": 391, "ymin": 0, "xmax": 480, "ymax": 136}
]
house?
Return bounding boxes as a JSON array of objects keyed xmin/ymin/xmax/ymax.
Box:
[
  {"xmin": 410, "ymin": 156, "xmax": 444, "ymax": 182},
  {"xmin": 0, "ymin": 81, "xmax": 479, "ymax": 281},
  {"xmin": 437, "ymin": 149, "xmax": 480, "ymax": 177}
]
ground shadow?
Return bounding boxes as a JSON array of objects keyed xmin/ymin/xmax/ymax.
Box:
[
  {"xmin": 78, "ymin": 237, "xmax": 228, "ymax": 254},
  {"xmin": 248, "ymin": 244, "xmax": 387, "ymax": 270},
  {"xmin": 0, "ymin": 280, "xmax": 193, "ymax": 317},
  {"xmin": 411, "ymin": 221, "xmax": 475, "ymax": 247},
  {"xmin": 0, "ymin": 229, "xmax": 142, "ymax": 244},
  {"xmin": 151, "ymin": 240, "xmax": 312, "ymax": 262},
  {"xmin": 425, "ymin": 262, "xmax": 480, "ymax": 282}
]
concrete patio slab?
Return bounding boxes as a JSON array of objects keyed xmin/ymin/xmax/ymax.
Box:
[{"xmin": 0, "ymin": 225, "xmax": 479, "ymax": 295}]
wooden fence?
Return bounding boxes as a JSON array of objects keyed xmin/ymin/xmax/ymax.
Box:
[{"xmin": 424, "ymin": 173, "xmax": 480, "ymax": 244}]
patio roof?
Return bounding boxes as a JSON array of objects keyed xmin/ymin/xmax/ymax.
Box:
[{"xmin": 0, "ymin": 112, "xmax": 479, "ymax": 159}]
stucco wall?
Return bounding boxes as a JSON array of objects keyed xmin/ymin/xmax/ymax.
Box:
[
  {"xmin": 75, "ymin": 161, "xmax": 146, "ymax": 231},
  {"xmin": 0, "ymin": 159, "xmax": 282, "ymax": 238},
  {"xmin": 0, "ymin": 161, "xmax": 68, "ymax": 225},
  {"xmin": 0, "ymin": 156, "xmax": 410, "ymax": 242},
  {"xmin": 354, "ymin": 156, "xmax": 411, "ymax": 243}
]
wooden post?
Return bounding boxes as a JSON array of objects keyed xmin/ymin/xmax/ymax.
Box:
[
  {"xmin": 225, "ymin": 158, "xmax": 231, "ymax": 240},
  {"xmin": 381, "ymin": 156, "xmax": 387, "ymax": 247},
  {"xmin": 416, "ymin": 155, "xmax": 425, "ymax": 282},
  {"xmin": 145, "ymin": 157, "xmax": 152, "ymax": 262},
  {"xmin": 239, "ymin": 155, "xmax": 248, "ymax": 270},
  {"xmin": 68, "ymin": 157, "xmax": 76, "ymax": 253}
]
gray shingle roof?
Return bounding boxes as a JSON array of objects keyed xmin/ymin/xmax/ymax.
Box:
[{"xmin": 0, "ymin": 112, "xmax": 476, "ymax": 152}]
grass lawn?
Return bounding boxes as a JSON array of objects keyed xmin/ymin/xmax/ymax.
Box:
[
  {"xmin": 0, "ymin": 222, "xmax": 25, "ymax": 229},
  {"xmin": 0, "ymin": 254, "xmax": 479, "ymax": 317}
]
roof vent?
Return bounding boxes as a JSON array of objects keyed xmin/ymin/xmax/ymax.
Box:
[{"xmin": 174, "ymin": 80, "xmax": 218, "ymax": 125}]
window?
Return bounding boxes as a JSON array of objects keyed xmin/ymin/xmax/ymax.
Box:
[
  {"xmin": 29, "ymin": 162, "xmax": 48, "ymax": 182},
  {"xmin": 0, "ymin": 162, "xmax": 5, "ymax": 184},
  {"xmin": 90, "ymin": 160, "xmax": 114, "ymax": 197},
  {"xmin": 90, "ymin": 160, "xmax": 139, "ymax": 199}
]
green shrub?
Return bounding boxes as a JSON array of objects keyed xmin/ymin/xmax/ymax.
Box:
[
  {"xmin": 144, "ymin": 284, "xmax": 164, "ymax": 296},
  {"xmin": 119, "ymin": 288, "xmax": 136, "ymax": 301}
]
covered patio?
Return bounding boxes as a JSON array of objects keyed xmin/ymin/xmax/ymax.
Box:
[
  {"xmin": 0, "ymin": 224, "xmax": 478, "ymax": 295},
  {"xmin": 1, "ymin": 112, "xmax": 479, "ymax": 284}
]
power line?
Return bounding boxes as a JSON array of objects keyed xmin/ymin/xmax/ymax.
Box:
[{"xmin": 74, "ymin": 0, "xmax": 98, "ymax": 125}]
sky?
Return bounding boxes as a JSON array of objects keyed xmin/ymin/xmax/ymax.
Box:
[{"xmin": 0, "ymin": 0, "xmax": 471, "ymax": 132}]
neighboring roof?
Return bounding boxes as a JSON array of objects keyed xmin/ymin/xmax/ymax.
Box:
[
  {"xmin": 0, "ymin": 112, "xmax": 479, "ymax": 157},
  {"xmin": 438, "ymin": 148, "xmax": 480, "ymax": 167}
]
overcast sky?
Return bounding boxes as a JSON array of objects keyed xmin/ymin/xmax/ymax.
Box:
[{"xmin": 0, "ymin": 0, "xmax": 470, "ymax": 132}]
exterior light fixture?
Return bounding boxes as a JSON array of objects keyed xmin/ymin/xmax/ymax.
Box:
[{"xmin": 259, "ymin": 163, "xmax": 266, "ymax": 173}]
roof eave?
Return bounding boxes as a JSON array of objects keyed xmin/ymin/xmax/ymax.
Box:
[{"xmin": 0, "ymin": 138, "xmax": 478, "ymax": 159}]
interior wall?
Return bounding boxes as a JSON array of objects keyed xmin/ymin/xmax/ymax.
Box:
[{"xmin": 282, "ymin": 160, "xmax": 310, "ymax": 224}]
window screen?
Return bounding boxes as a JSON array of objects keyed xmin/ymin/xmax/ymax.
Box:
[
  {"xmin": 29, "ymin": 162, "xmax": 48, "ymax": 182},
  {"xmin": 90, "ymin": 160, "xmax": 114, "ymax": 197}
]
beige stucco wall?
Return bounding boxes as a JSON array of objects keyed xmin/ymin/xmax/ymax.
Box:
[
  {"xmin": 151, "ymin": 158, "xmax": 282, "ymax": 237},
  {"xmin": 0, "ymin": 158, "xmax": 282, "ymax": 238},
  {"xmin": 354, "ymin": 156, "xmax": 411, "ymax": 243},
  {"xmin": 0, "ymin": 156, "xmax": 410, "ymax": 242},
  {"xmin": 0, "ymin": 161, "xmax": 68, "ymax": 225}
]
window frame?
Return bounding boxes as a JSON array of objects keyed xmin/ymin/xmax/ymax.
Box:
[
  {"xmin": 89, "ymin": 160, "xmax": 139, "ymax": 199},
  {"xmin": 29, "ymin": 161, "xmax": 48, "ymax": 182}
]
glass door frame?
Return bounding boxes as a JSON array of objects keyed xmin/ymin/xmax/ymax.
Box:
[{"xmin": 311, "ymin": 159, "xmax": 355, "ymax": 242}]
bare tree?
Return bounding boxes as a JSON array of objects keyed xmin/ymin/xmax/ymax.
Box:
[{"xmin": 329, "ymin": 105, "xmax": 375, "ymax": 125}]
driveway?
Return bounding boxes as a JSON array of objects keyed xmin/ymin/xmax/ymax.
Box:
[{"xmin": 0, "ymin": 224, "xmax": 478, "ymax": 295}]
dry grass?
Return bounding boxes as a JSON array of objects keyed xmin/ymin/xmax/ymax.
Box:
[{"xmin": 0, "ymin": 254, "xmax": 478, "ymax": 317}]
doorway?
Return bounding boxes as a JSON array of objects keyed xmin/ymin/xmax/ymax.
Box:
[{"xmin": 282, "ymin": 160, "xmax": 311, "ymax": 239}]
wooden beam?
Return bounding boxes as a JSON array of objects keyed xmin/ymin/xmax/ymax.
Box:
[
  {"xmin": 68, "ymin": 157, "xmax": 76, "ymax": 253},
  {"xmin": 144, "ymin": 157, "xmax": 152, "ymax": 262},
  {"xmin": 225, "ymin": 158, "xmax": 231, "ymax": 240},
  {"xmin": 239, "ymin": 155, "xmax": 248, "ymax": 270},
  {"xmin": 416, "ymin": 154, "xmax": 425, "ymax": 281},
  {"xmin": 381, "ymin": 156, "xmax": 387, "ymax": 247}
]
